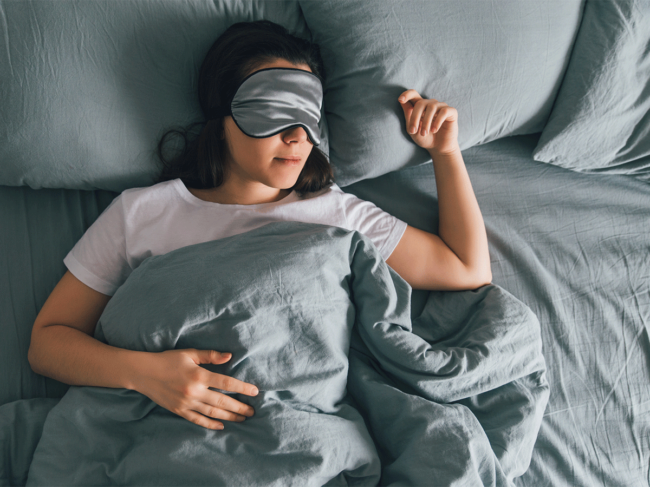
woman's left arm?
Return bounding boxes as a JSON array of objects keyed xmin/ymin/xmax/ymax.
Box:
[{"xmin": 385, "ymin": 90, "xmax": 492, "ymax": 291}]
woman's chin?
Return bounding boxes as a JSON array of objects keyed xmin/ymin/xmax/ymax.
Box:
[
  {"xmin": 268, "ymin": 170, "xmax": 303, "ymax": 189},
  {"xmin": 263, "ymin": 177, "xmax": 298, "ymax": 192}
]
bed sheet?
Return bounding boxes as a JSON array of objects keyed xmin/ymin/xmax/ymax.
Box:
[
  {"xmin": 1, "ymin": 133, "xmax": 649, "ymax": 486},
  {"xmin": 0, "ymin": 187, "xmax": 118, "ymax": 406},
  {"xmin": 344, "ymin": 133, "xmax": 650, "ymax": 486}
]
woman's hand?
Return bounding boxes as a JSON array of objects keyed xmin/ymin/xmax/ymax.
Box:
[
  {"xmin": 132, "ymin": 349, "xmax": 258, "ymax": 430},
  {"xmin": 398, "ymin": 90, "xmax": 459, "ymax": 155}
]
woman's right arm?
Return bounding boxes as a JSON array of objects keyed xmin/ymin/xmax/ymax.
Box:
[{"xmin": 28, "ymin": 270, "xmax": 258, "ymax": 430}]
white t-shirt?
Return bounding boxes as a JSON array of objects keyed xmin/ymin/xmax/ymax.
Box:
[{"xmin": 64, "ymin": 179, "xmax": 408, "ymax": 296}]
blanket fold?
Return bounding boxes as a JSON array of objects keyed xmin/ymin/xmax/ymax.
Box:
[{"xmin": 26, "ymin": 222, "xmax": 548, "ymax": 486}]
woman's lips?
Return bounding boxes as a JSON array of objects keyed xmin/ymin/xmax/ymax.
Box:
[{"xmin": 275, "ymin": 157, "xmax": 301, "ymax": 165}]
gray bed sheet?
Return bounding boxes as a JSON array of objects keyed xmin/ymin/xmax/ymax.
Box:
[
  {"xmin": 345, "ymin": 134, "xmax": 650, "ymax": 487},
  {"xmin": 1, "ymin": 133, "xmax": 649, "ymax": 486}
]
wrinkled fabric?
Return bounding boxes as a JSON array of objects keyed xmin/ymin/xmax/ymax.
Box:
[
  {"xmin": 26, "ymin": 222, "xmax": 548, "ymax": 486},
  {"xmin": 344, "ymin": 133, "xmax": 650, "ymax": 486},
  {"xmin": 533, "ymin": 0, "xmax": 650, "ymax": 181}
]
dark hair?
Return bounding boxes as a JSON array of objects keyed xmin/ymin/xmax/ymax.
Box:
[{"xmin": 155, "ymin": 20, "xmax": 334, "ymax": 196}]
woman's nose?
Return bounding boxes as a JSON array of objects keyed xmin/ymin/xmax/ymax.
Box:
[{"xmin": 283, "ymin": 125, "xmax": 308, "ymax": 143}]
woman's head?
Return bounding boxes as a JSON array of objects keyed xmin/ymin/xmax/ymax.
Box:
[{"xmin": 157, "ymin": 20, "xmax": 333, "ymax": 195}]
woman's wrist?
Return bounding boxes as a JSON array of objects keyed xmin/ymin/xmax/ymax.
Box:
[
  {"xmin": 120, "ymin": 349, "xmax": 152, "ymax": 392},
  {"xmin": 428, "ymin": 144, "xmax": 461, "ymax": 159}
]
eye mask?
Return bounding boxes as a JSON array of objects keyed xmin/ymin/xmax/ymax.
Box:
[{"xmin": 227, "ymin": 67, "xmax": 323, "ymax": 146}]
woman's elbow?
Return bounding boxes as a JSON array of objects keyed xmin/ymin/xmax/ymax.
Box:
[
  {"xmin": 474, "ymin": 267, "xmax": 492, "ymax": 288},
  {"xmin": 465, "ymin": 263, "xmax": 492, "ymax": 289},
  {"xmin": 477, "ymin": 272, "xmax": 492, "ymax": 288},
  {"xmin": 27, "ymin": 342, "xmax": 41, "ymax": 374}
]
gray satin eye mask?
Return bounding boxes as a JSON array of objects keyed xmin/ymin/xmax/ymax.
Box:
[{"xmin": 228, "ymin": 67, "xmax": 323, "ymax": 146}]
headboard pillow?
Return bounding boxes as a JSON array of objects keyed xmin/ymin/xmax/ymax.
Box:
[
  {"xmin": 1, "ymin": 0, "xmax": 587, "ymax": 191},
  {"xmin": 532, "ymin": 0, "xmax": 650, "ymax": 182},
  {"xmin": 298, "ymin": 0, "xmax": 584, "ymax": 186},
  {"xmin": 0, "ymin": 0, "xmax": 325, "ymax": 192}
]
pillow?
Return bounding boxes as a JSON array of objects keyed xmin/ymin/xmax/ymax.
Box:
[
  {"xmin": 298, "ymin": 0, "xmax": 584, "ymax": 186},
  {"xmin": 532, "ymin": 0, "xmax": 650, "ymax": 182},
  {"xmin": 0, "ymin": 0, "xmax": 324, "ymax": 192}
]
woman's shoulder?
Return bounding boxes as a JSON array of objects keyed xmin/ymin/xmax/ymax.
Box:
[
  {"xmin": 119, "ymin": 178, "xmax": 180, "ymax": 202},
  {"xmin": 112, "ymin": 179, "xmax": 182, "ymax": 217},
  {"xmin": 121, "ymin": 178, "xmax": 178, "ymax": 196}
]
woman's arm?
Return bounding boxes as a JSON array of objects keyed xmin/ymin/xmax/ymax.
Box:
[
  {"xmin": 385, "ymin": 90, "xmax": 491, "ymax": 291},
  {"xmin": 29, "ymin": 270, "xmax": 258, "ymax": 430}
]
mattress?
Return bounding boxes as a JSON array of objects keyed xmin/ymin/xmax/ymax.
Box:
[{"xmin": 1, "ymin": 133, "xmax": 649, "ymax": 486}]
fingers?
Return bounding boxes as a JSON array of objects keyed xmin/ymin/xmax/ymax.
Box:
[
  {"xmin": 411, "ymin": 101, "xmax": 428, "ymax": 135},
  {"xmin": 398, "ymin": 90, "xmax": 424, "ymax": 134},
  {"xmin": 182, "ymin": 378, "xmax": 257, "ymax": 431},
  {"xmin": 184, "ymin": 397, "xmax": 252, "ymax": 431},
  {"xmin": 407, "ymin": 100, "xmax": 442, "ymax": 135},
  {"xmin": 398, "ymin": 89, "xmax": 420, "ymax": 104},
  {"xmin": 192, "ymin": 349, "xmax": 232, "ymax": 365},
  {"xmin": 177, "ymin": 396, "xmax": 252, "ymax": 431},
  {"xmin": 187, "ymin": 349, "xmax": 259, "ymax": 397},
  {"xmin": 184, "ymin": 409, "xmax": 225, "ymax": 431},
  {"xmin": 204, "ymin": 388, "xmax": 256, "ymax": 417},
  {"xmin": 431, "ymin": 105, "xmax": 458, "ymax": 133},
  {"xmin": 196, "ymin": 401, "xmax": 249, "ymax": 423},
  {"xmin": 210, "ymin": 373, "xmax": 259, "ymax": 397},
  {"xmin": 398, "ymin": 91, "xmax": 456, "ymax": 136},
  {"xmin": 422, "ymin": 104, "xmax": 437, "ymax": 136}
]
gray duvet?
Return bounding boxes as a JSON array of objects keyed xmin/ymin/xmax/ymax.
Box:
[{"xmin": 26, "ymin": 222, "xmax": 549, "ymax": 486}]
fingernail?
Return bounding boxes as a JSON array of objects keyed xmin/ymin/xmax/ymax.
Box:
[
  {"xmin": 222, "ymin": 353, "xmax": 232, "ymax": 359},
  {"xmin": 251, "ymin": 387, "xmax": 259, "ymax": 396}
]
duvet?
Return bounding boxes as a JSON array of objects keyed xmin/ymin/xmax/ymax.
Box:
[{"xmin": 26, "ymin": 222, "xmax": 549, "ymax": 486}]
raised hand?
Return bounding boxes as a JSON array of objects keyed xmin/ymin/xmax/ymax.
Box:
[{"xmin": 398, "ymin": 89, "xmax": 460, "ymax": 155}]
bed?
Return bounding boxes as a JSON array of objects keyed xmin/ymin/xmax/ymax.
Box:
[{"xmin": 1, "ymin": 0, "xmax": 649, "ymax": 486}]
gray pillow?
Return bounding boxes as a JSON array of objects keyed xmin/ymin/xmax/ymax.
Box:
[
  {"xmin": 0, "ymin": 0, "xmax": 324, "ymax": 192},
  {"xmin": 298, "ymin": 0, "xmax": 584, "ymax": 186},
  {"xmin": 532, "ymin": 0, "xmax": 650, "ymax": 182}
]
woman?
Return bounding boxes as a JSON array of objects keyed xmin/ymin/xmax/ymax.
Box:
[{"xmin": 28, "ymin": 20, "xmax": 490, "ymax": 432}]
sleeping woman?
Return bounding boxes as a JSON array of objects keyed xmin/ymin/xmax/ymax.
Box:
[{"xmin": 27, "ymin": 19, "xmax": 491, "ymax": 433}]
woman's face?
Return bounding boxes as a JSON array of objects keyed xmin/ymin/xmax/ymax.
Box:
[{"xmin": 221, "ymin": 59, "xmax": 315, "ymax": 191}]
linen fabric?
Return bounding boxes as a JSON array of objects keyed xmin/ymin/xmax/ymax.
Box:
[
  {"xmin": 0, "ymin": 399, "xmax": 60, "ymax": 487},
  {"xmin": 532, "ymin": 0, "xmax": 650, "ymax": 181},
  {"xmin": 26, "ymin": 221, "xmax": 548, "ymax": 486},
  {"xmin": 3, "ymin": 134, "xmax": 650, "ymax": 486},
  {"xmin": 63, "ymin": 179, "xmax": 407, "ymax": 296},
  {"xmin": 229, "ymin": 67, "xmax": 323, "ymax": 146},
  {"xmin": 344, "ymin": 134, "xmax": 650, "ymax": 486},
  {"xmin": 0, "ymin": 186, "xmax": 118, "ymax": 409}
]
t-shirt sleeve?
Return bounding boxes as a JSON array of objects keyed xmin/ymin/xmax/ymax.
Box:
[
  {"xmin": 339, "ymin": 190, "xmax": 408, "ymax": 261},
  {"xmin": 63, "ymin": 195, "xmax": 131, "ymax": 296}
]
